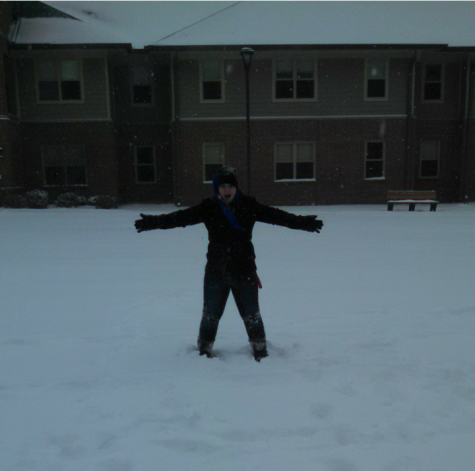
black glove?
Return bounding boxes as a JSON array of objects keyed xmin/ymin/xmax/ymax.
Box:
[
  {"xmin": 301, "ymin": 215, "xmax": 323, "ymax": 233},
  {"xmin": 135, "ymin": 213, "xmax": 161, "ymax": 233}
]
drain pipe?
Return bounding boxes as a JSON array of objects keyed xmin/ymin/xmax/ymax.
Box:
[
  {"xmin": 460, "ymin": 54, "xmax": 471, "ymax": 203},
  {"xmin": 405, "ymin": 50, "xmax": 418, "ymax": 190},
  {"xmin": 169, "ymin": 52, "xmax": 182, "ymax": 206}
]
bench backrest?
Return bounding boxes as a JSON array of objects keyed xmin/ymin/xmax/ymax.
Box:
[{"xmin": 387, "ymin": 190, "xmax": 437, "ymax": 201}]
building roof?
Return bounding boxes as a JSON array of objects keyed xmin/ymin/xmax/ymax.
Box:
[{"xmin": 11, "ymin": 1, "xmax": 475, "ymax": 50}]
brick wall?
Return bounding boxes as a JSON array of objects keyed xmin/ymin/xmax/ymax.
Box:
[
  {"xmin": 464, "ymin": 121, "xmax": 475, "ymax": 202},
  {"xmin": 0, "ymin": 3, "xmax": 23, "ymax": 191},
  {"xmin": 174, "ymin": 118, "xmax": 408, "ymax": 206},
  {"xmin": 0, "ymin": 48, "xmax": 9, "ymax": 117},
  {"xmin": 412, "ymin": 119, "xmax": 463, "ymax": 202},
  {"xmin": 11, "ymin": 118, "xmax": 467, "ymax": 206},
  {"xmin": 0, "ymin": 2, "xmax": 13, "ymax": 38},
  {"xmin": 115, "ymin": 123, "xmax": 173, "ymax": 203},
  {"xmin": 0, "ymin": 120, "xmax": 22, "ymax": 188},
  {"xmin": 20, "ymin": 122, "xmax": 119, "ymax": 199}
]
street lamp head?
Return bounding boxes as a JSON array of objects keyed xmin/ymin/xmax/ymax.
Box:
[{"xmin": 240, "ymin": 47, "xmax": 254, "ymax": 69}]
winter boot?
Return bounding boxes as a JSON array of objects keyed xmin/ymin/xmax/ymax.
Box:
[
  {"xmin": 198, "ymin": 339, "xmax": 215, "ymax": 358},
  {"xmin": 251, "ymin": 341, "xmax": 268, "ymax": 362}
]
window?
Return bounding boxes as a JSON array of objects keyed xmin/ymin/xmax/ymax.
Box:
[
  {"xmin": 275, "ymin": 143, "xmax": 315, "ymax": 181},
  {"xmin": 365, "ymin": 59, "xmax": 388, "ymax": 100},
  {"xmin": 365, "ymin": 141, "xmax": 385, "ymax": 179},
  {"xmin": 132, "ymin": 66, "xmax": 153, "ymax": 105},
  {"xmin": 135, "ymin": 146, "xmax": 156, "ymax": 183},
  {"xmin": 419, "ymin": 140, "xmax": 440, "ymax": 178},
  {"xmin": 42, "ymin": 146, "xmax": 87, "ymax": 187},
  {"xmin": 200, "ymin": 60, "xmax": 224, "ymax": 102},
  {"xmin": 274, "ymin": 60, "xmax": 316, "ymax": 100},
  {"xmin": 423, "ymin": 64, "xmax": 443, "ymax": 101},
  {"xmin": 203, "ymin": 143, "xmax": 224, "ymax": 182},
  {"xmin": 37, "ymin": 60, "xmax": 82, "ymax": 102}
]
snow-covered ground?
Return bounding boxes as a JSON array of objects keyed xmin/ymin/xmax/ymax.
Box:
[{"xmin": 1, "ymin": 203, "xmax": 475, "ymax": 471}]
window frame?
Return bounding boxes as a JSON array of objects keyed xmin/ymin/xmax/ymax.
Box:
[
  {"xmin": 134, "ymin": 145, "xmax": 157, "ymax": 185},
  {"xmin": 199, "ymin": 60, "xmax": 225, "ymax": 104},
  {"xmin": 202, "ymin": 142, "xmax": 225, "ymax": 183},
  {"xmin": 419, "ymin": 140, "xmax": 441, "ymax": 179},
  {"xmin": 364, "ymin": 141, "xmax": 386, "ymax": 180},
  {"xmin": 364, "ymin": 58, "xmax": 389, "ymax": 102},
  {"xmin": 41, "ymin": 145, "xmax": 88, "ymax": 187},
  {"xmin": 274, "ymin": 142, "xmax": 316, "ymax": 182},
  {"xmin": 130, "ymin": 65, "xmax": 155, "ymax": 107},
  {"xmin": 422, "ymin": 63, "xmax": 445, "ymax": 103},
  {"xmin": 273, "ymin": 59, "xmax": 318, "ymax": 103},
  {"xmin": 35, "ymin": 58, "xmax": 85, "ymax": 104}
]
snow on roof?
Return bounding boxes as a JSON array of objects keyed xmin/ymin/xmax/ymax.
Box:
[
  {"xmin": 15, "ymin": 1, "xmax": 233, "ymax": 48},
  {"xmin": 13, "ymin": 1, "xmax": 475, "ymax": 49}
]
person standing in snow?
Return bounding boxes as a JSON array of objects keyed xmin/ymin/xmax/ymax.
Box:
[{"xmin": 134, "ymin": 166, "xmax": 323, "ymax": 361}]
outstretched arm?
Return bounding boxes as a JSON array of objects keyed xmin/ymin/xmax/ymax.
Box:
[
  {"xmin": 254, "ymin": 200, "xmax": 323, "ymax": 233},
  {"xmin": 135, "ymin": 203, "xmax": 204, "ymax": 233}
]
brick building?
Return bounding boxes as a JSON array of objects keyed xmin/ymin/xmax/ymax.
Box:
[{"xmin": 1, "ymin": 1, "xmax": 475, "ymax": 206}]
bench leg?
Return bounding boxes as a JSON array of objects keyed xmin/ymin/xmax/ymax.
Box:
[
  {"xmin": 409, "ymin": 204, "xmax": 415, "ymax": 211},
  {"xmin": 430, "ymin": 204, "xmax": 437, "ymax": 212},
  {"xmin": 387, "ymin": 203, "xmax": 394, "ymax": 211}
]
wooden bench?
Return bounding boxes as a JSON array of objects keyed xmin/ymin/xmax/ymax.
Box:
[{"xmin": 387, "ymin": 190, "xmax": 438, "ymax": 212}]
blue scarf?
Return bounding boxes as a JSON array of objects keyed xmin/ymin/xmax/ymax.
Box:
[{"xmin": 212, "ymin": 175, "xmax": 244, "ymax": 232}]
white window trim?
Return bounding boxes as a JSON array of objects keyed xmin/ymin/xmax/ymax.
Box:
[
  {"xmin": 134, "ymin": 145, "xmax": 157, "ymax": 185},
  {"xmin": 419, "ymin": 140, "xmax": 440, "ymax": 179},
  {"xmin": 202, "ymin": 142, "xmax": 225, "ymax": 183},
  {"xmin": 364, "ymin": 141, "xmax": 386, "ymax": 180},
  {"xmin": 130, "ymin": 66, "xmax": 155, "ymax": 107},
  {"xmin": 199, "ymin": 60, "xmax": 225, "ymax": 104},
  {"xmin": 272, "ymin": 60, "xmax": 318, "ymax": 103},
  {"xmin": 41, "ymin": 145, "xmax": 88, "ymax": 187},
  {"xmin": 422, "ymin": 63, "xmax": 445, "ymax": 104},
  {"xmin": 35, "ymin": 58, "xmax": 85, "ymax": 105},
  {"xmin": 274, "ymin": 142, "xmax": 316, "ymax": 182},
  {"xmin": 364, "ymin": 58, "xmax": 389, "ymax": 102}
]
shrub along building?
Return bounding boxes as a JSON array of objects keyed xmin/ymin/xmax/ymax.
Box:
[{"xmin": 1, "ymin": 1, "xmax": 475, "ymax": 206}]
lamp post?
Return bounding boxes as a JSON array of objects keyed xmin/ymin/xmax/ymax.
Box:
[{"xmin": 240, "ymin": 47, "xmax": 254, "ymax": 194}]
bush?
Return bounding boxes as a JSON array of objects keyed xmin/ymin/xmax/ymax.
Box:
[
  {"xmin": 2, "ymin": 191, "xmax": 119, "ymax": 210},
  {"xmin": 89, "ymin": 195, "xmax": 119, "ymax": 209},
  {"xmin": 26, "ymin": 190, "xmax": 49, "ymax": 209},
  {"xmin": 55, "ymin": 192, "xmax": 87, "ymax": 208}
]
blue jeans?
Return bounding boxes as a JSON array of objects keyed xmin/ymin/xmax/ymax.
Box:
[{"xmin": 198, "ymin": 269, "xmax": 266, "ymax": 348}]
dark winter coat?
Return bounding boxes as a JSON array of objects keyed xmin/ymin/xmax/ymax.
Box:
[{"xmin": 138, "ymin": 194, "xmax": 320, "ymax": 275}]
